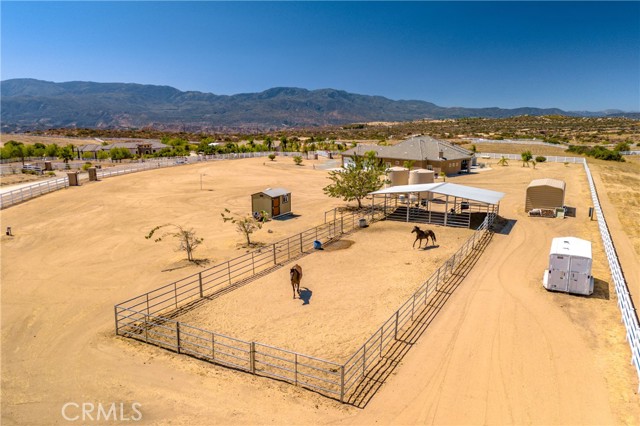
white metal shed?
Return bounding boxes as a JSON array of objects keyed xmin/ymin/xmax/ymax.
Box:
[{"xmin": 543, "ymin": 237, "xmax": 594, "ymax": 295}]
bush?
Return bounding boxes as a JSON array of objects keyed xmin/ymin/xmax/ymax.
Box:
[
  {"xmin": 268, "ymin": 154, "xmax": 276, "ymax": 161},
  {"xmin": 82, "ymin": 162, "xmax": 92, "ymax": 171},
  {"xmin": 535, "ymin": 156, "xmax": 547, "ymax": 163},
  {"xmin": 293, "ymin": 155, "xmax": 303, "ymax": 165}
]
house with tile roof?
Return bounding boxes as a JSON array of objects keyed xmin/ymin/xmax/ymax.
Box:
[{"xmin": 341, "ymin": 135, "xmax": 473, "ymax": 175}]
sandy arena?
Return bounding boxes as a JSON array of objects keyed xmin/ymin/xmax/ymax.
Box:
[{"xmin": 1, "ymin": 156, "xmax": 639, "ymax": 425}]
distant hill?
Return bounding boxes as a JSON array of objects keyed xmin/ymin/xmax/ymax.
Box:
[{"xmin": 1, "ymin": 79, "xmax": 636, "ymax": 132}]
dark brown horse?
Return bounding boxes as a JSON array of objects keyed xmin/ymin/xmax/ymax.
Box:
[
  {"xmin": 290, "ymin": 264, "xmax": 303, "ymax": 299},
  {"xmin": 412, "ymin": 225, "xmax": 437, "ymax": 248}
]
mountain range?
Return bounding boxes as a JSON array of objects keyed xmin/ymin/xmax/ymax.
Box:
[{"xmin": 1, "ymin": 78, "xmax": 636, "ymax": 132}]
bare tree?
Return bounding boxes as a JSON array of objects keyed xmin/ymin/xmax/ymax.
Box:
[
  {"xmin": 146, "ymin": 224, "xmax": 203, "ymax": 262},
  {"xmin": 221, "ymin": 209, "xmax": 263, "ymax": 247}
]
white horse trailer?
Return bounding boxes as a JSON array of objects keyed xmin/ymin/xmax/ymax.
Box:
[{"xmin": 543, "ymin": 237, "xmax": 594, "ymax": 295}]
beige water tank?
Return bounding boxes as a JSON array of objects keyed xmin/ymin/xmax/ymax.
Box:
[
  {"xmin": 387, "ymin": 167, "xmax": 409, "ymax": 187},
  {"xmin": 409, "ymin": 169, "xmax": 435, "ymax": 199}
]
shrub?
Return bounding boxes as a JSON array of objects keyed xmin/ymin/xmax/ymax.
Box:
[
  {"xmin": 535, "ymin": 156, "xmax": 547, "ymax": 163},
  {"xmin": 293, "ymin": 155, "xmax": 303, "ymax": 165},
  {"xmin": 82, "ymin": 162, "xmax": 92, "ymax": 171},
  {"xmin": 268, "ymin": 154, "xmax": 276, "ymax": 161}
]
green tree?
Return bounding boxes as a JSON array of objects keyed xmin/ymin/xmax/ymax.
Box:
[
  {"xmin": 97, "ymin": 150, "xmax": 109, "ymax": 161},
  {"xmin": 293, "ymin": 155, "xmax": 303, "ymax": 165},
  {"xmin": 521, "ymin": 151, "xmax": 533, "ymax": 167},
  {"xmin": 265, "ymin": 137, "xmax": 273, "ymax": 151},
  {"xmin": 45, "ymin": 144, "xmax": 60, "ymax": 158},
  {"xmin": 402, "ymin": 160, "xmax": 415, "ymax": 169},
  {"xmin": 146, "ymin": 224, "xmax": 203, "ymax": 262},
  {"xmin": 59, "ymin": 145, "xmax": 74, "ymax": 163},
  {"xmin": 323, "ymin": 151, "xmax": 385, "ymax": 209},
  {"xmin": 221, "ymin": 208, "xmax": 263, "ymax": 247},
  {"xmin": 268, "ymin": 153, "xmax": 276, "ymax": 161},
  {"xmin": 280, "ymin": 136, "xmax": 288, "ymax": 151}
]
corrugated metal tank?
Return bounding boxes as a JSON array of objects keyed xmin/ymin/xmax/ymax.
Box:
[
  {"xmin": 387, "ymin": 167, "xmax": 409, "ymax": 187},
  {"xmin": 409, "ymin": 169, "xmax": 435, "ymax": 198}
]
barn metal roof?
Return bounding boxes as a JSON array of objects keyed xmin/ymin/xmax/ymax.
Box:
[
  {"xmin": 369, "ymin": 182, "xmax": 505, "ymax": 205},
  {"xmin": 255, "ymin": 187, "xmax": 290, "ymax": 198},
  {"xmin": 528, "ymin": 178, "xmax": 566, "ymax": 190}
]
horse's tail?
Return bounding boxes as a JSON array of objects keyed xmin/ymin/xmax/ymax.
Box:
[{"xmin": 432, "ymin": 231, "xmax": 437, "ymax": 242}]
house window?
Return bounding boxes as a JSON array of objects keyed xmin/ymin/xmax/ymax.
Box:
[{"xmin": 283, "ymin": 194, "xmax": 289, "ymax": 203}]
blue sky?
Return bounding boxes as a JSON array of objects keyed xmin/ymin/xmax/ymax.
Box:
[{"xmin": 2, "ymin": 1, "xmax": 639, "ymax": 111}]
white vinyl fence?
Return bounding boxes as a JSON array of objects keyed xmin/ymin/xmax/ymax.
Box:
[
  {"xmin": 0, "ymin": 177, "xmax": 69, "ymax": 209},
  {"xmin": 583, "ymin": 161, "xmax": 640, "ymax": 391},
  {"xmin": 478, "ymin": 153, "xmax": 586, "ymax": 164}
]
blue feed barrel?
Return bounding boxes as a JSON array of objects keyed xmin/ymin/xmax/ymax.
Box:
[{"xmin": 313, "ymin": 240, "xmax": 322, "ymax": 250}]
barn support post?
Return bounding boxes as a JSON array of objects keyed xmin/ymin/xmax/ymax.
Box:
[
  {"xmin": 444, "ymin": 195, "xmax": 449, "ymax": 226},
  {"xmin": 249, "ymin": 342, "xmax": 256, "ymax": 374},
  {"xmin": 405, "ymin": 194, "xmax": 410, "ymax": 222},
  {"xmin": 176, "ymin": 322, "xmax": 181, "ymax": 354},
  {"xmin": 198, "ymin": 272, "xmax": 203, "ymax": 298}
]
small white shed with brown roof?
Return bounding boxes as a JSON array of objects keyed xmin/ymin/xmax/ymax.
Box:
[{"xmin": 525, "ymin": 178, "xmax": 566, "ymax": 212}]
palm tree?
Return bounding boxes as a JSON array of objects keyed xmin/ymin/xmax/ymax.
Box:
[{"xmin": 498, "ymin": 156, "xmax": 509, "ymax": 167}]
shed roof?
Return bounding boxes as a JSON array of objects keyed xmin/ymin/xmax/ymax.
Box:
[
  {"xmin": 254, "ymin": 187, "xmax": 290, "ymax": 198},
  {"xmin": 528, "ymin": 178, "xmax": 566, "ymax": 190},
  {"xmin": 549, "ymin": 237, "xmax": 592, "ymax": 259},
  {"xmin": 369, "ymin": 182, "xmax": 505, "ymax": 205}
]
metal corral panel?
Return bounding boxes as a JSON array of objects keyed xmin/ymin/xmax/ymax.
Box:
[{"xmin": 526, "ymin": 178, "xmax": 565, "ymax": 211}]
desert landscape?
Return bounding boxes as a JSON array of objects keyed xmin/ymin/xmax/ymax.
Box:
[{"xmin": 1, "ymin": 154, "xmax": 639, "ymax": 425}]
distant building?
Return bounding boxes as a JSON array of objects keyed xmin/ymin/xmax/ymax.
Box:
[
  {"xmin": 78, "ymin": 140, "xmax": 169, "ymax": 159},
  {"xmin": 341, "ymin": 135, "xmax": 473, "ymax": 175}
]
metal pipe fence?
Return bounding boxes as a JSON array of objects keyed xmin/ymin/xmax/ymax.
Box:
[
  {"xmin": 478, "ymin": 153, "xmax": 586, "ymax": 163},
  {"xmin": 583, "ymin": 161, "xmax": 640, "ymax": 392},
  {"xmin": 115, "ymin": 203, "xmax": 495, "ymax": 402}
]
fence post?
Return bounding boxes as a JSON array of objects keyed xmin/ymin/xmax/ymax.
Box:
[
  {"xmin": 340, "ymin": 366, "xmax": 345, "ymax": 403},
  {"xmin": 174, "ymin": 283, "xmax": 178, "ymax": 309},
  {"xmin": 212, "ymin": 333, "xmax": 215, "ymax": 361},
  {"xmin": 341, "ymin": 216, "xmax": 344, "ymax": 234},
  {"xmin": 273, "ymin": 244, "xmax": 277, "ymax": 265},
  {"xmin": 199, "ymin": 272, "xmax": 204, "ymax": 298},
  {"xmin": 294, "ymin": 353, "xmax": 298, "ymax": 386},
  {"xmin": 251, "ymin": 251, "xmax": 255, "ymax": 275},
  {"xmin": 300, "ymin": 233, "xmax": 303, "ymax": 254},
  {"xmin": 363, "ymin": 345, "xmax": 367, "ymax": 375},
  {"xmin": 176, "ymin": 322, "xmax": 181, "ymax": 354},
  {"xmin": 114, "ymin": 306, "xmax": 119, "ymax": 335},
  {"xmin": 250, "ymin": 342, "xmax": 256, "ymax": 373},
  {"xmin": 288, "ymin": 238, "xmax": 291, "ymax": 260},
  {"xmin": 144, "ymin": 313, "xmax": 148, "ymax": 343},
  {"xmin": 227, "ymin": 261, "xmax": 232, "ymax": 285},
  {"xmin": 394, "ymin": 311, "xmax": 399, "ymax": 339},
  {"xmin": 411, "ymin": 294, "xmax": 415, "ymax": 320}
]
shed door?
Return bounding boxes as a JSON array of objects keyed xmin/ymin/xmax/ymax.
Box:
[{"xmin": 272, "ymin": 197, "xmax": 280, "ymax": 216}]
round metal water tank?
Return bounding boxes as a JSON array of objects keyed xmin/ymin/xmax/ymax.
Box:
[{"xmin": 387, "ymin": 167, "xmax": 409, "ymax": 187}]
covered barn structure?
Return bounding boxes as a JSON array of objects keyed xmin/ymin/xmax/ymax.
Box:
[
  {"xmin": 525, "ymin": 178, "xmax": 566, "ymax": 212},
  {"xmin": 370, "ymin": 182, "xmax": 504, "ymax": 229},
  {"xmin": 251, "ymin": 188, "xmax": 292, "ymax": 219}
]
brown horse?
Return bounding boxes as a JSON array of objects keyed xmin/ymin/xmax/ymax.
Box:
[
  {"xmin": 290, "ymin": 264, "xmax": 303, "ymax": 299},
  {"xmin": 412, "ymin": 225, "xmax": 437, "ymax": 248}
]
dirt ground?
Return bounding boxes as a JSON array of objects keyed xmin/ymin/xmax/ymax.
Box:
[{"xmin": 1, "ymin": 156, "xmax": 639, "ymax": 425}]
